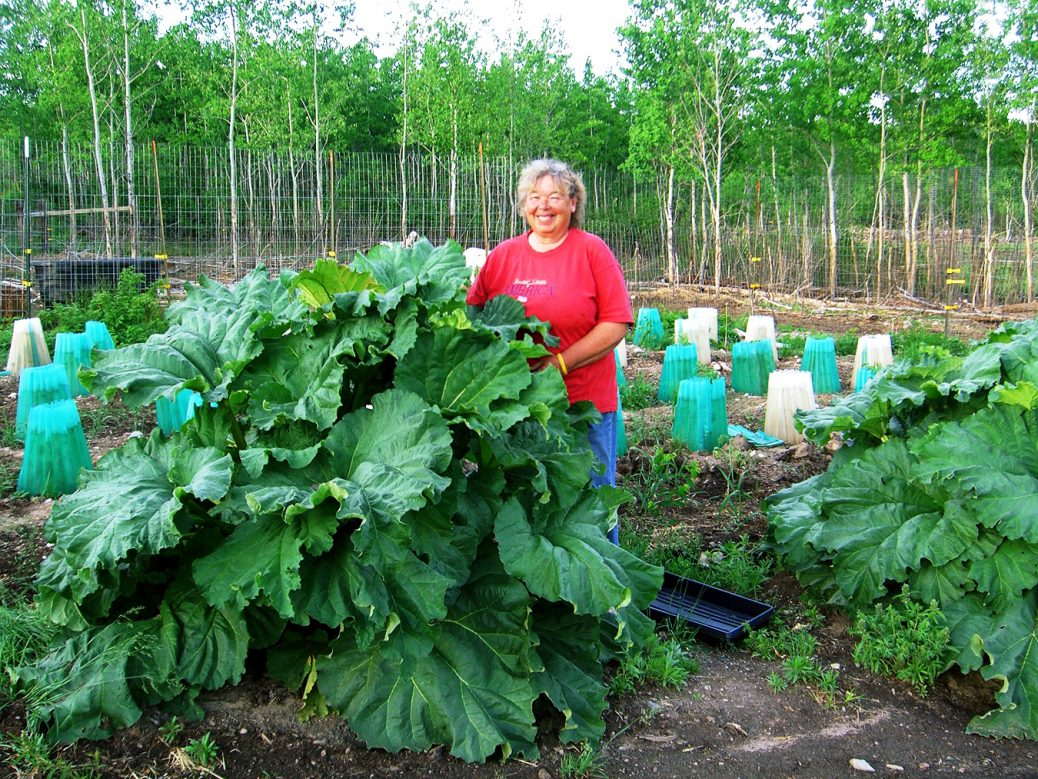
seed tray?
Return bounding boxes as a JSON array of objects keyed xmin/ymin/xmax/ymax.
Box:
[{"xmin": 648, "ymin": 571, "xmax": 775, "ymax": 641}]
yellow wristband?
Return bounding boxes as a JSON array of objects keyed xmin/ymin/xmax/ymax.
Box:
[{"xmin": 556, "ymin": 352, "xmax": 568, "ymax": 376}]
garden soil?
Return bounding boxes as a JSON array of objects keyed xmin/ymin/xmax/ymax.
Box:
[{"xmin": 1, "ymin": 287, "xmax": 1036, "ymax": 778}]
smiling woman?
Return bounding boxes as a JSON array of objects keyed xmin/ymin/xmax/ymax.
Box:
[{"xmin": 466, "ymin": 159, "xmax": 633, "ymax": 542}]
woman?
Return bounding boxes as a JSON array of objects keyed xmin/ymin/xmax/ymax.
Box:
[{"xmin": 466, "ymin": 159, "xmax": 632, "ymax": 543}]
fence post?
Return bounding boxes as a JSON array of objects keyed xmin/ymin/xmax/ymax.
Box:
[{"xmin": 23, "ymin": 136, "xmax": 32, "ymax": 318}]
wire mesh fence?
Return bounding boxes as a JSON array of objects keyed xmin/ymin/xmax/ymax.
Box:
[{"xmin": 1, "ymin": 136, "xmax": 1034, "ymax": 311}]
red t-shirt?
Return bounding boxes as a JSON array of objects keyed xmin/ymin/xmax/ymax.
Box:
[{"xmin": 466, "ymin": 229, "xmax": 632, "ymax": 413}]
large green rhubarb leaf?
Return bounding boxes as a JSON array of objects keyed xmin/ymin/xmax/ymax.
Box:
[
  {"xmin": 531, "ymin": 602, "xmax": 608, "ymax": 744},
  {"xmin": 316, "ymin": 551, "xmax": 538, "ymax": 762},
  {"xmin": 38, "ymin": 433, "xmax": 231, "ymax": 603},
  {"xmin": 83, "ymin": 326, "xmax": 226, "ymax": 406},
  {"xmin": 290, "ymin": 259, "xmax": 379, "ymax": 309},
  {"xmin": 967, "ymin": 591, "xmax": 1038, "ymax": 739},
  {"xmin": 351, "ymin": 238, "xmax": 469, "ymax": 310},
  {"xmin": 812, "ymin": 440, "xmax": 944, "ymax": 605},
  {"xmin": 394, "ymin": 329, "xmax": 532, "ymax": 422},
  {"xmin": 911, "ymin": 406, "xmax": 1038, "ymax": 543},
  {"xmin": 164, "ymin": 578, "xmax": 250, "ymax": 690},
  {"xmin": 495, "ymin": 495, "xmax": 663, "ymax": 617}
]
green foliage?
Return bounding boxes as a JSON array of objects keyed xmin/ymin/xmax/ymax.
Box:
[
  {"xmin": 182, "ymin": 732, "xmax": 220, "ymax": 767},
  {"xmin": 766, "ymin": 317, "xmax": 1038, "ymax": 738},
  {"xmin": 892, "ymin": 321, "xmax": 969, "ymax": 360},
  {"xmin": 833, "ymin": 330, "xmax": 860, "ymax": 356},
  {"xmin": 849, "ymin": 587, "xmax": 950, "ymax": 696},
  {"xmin": 38, "ymin": 269, "xmax": 166, "ymax": 349},
  {"xmin": 18, "ymin": 240, "xmax": 662, "ymax": 762},
  {"xmin": 608, "ymin": 632, "xmax": 699, "ymax": 696},
  {"xmin": 0, "ymin": 731, "xmax": 100, "ymax": 778},
  {"xmin": 620, "ymin": 374, "xmax": 657, "ymax": 411},
  {"xmin": 559, "ymin": 742, "xmax": 607, "ymax": 779},
  {"xmin": 624, "ymin": 446, "xmax": 699, "ymax": 517},
  {"xmin": 668, "ymin": 535, "xmax": 772, "ymax": 597},
  {"xmin": 158, "ymin": 717, "xmax": 184, "ymax": 745},
  {"xmin": 745, "ymin": 615, "xmax": 851, "ymax": 707}
]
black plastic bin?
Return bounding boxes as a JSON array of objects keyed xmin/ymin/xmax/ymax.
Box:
[
  {"xmin": 648, "ymin": 571, "xmax": 775, "ymax": 641},
  {"xmin": 32, "ymin": 258, "xmax": 164, "ymax": 304}
]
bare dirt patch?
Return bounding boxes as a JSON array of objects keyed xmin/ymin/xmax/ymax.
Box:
[{"xmin": 1, "ymin": 300, "xmax": 1036, "ymax": 778}]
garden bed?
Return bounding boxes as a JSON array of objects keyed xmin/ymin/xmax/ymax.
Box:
[{"xmin": 0, "ymin": 291, "xmax": 1035, "ymax": 778}]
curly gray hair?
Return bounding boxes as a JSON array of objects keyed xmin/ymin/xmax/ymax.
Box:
[{"xmin": 515, "ymin": 158, "xmax": 587, "ymax": 229}]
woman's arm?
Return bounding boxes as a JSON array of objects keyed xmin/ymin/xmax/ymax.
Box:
[{"xmin": 538, "ymin": 321, "xmax": 629, "ymax": 373}]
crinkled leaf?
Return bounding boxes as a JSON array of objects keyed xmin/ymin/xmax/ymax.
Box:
[
  {"xmin": 291, "ymin": 259, "xmax": 379, "ymax": 309},
  {"xmin": 316, "ymin": 550, "xmax": 538, "ymax": 762},
  {"xmin": 164, "ymin": 578, "xmax": 250, "ymax": 690},
  {"xmin": 495, "ymin": 495, "xmax": 663, "ymax": 617},
  {"xmin": 912, "ymin": 406, "xmax": 1038, "ymax": 542},
  {"xmin": 192, "ymin": 515, "xmax": 306, "ymax": 618},
  {"xmin": 967, "ymin": 591, "xmax": 1038, "ymax": 739},
  {"xmin": 352, "ymin": 238, "xmax": 469, "ymax": 310},
  {"xmin": 82, "ymin": 326, "xmax": 225, "ymax": 406},
  {"xmin": 394, "ymin": 328, "xmax": 532, "ymax": 420},
  {"xmin": 967, "ymin": 540, "xmax": 1038, "ymax": 612},
  {"xmin": 531, "ymin": 602, "xmax": 607, "ymax": 744},
  {"xmin": 467, "ymin": 294, "xmax": 556, "ymax": 345},
  {"xmin": 318, "ymin": 388, "xmax": 453, "ymax": 509},
  {"xmin": 38, "ymin": 434, "xmax": 194, "ymax": 602}
]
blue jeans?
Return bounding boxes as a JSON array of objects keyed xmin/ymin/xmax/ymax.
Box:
[{"xmin": 587, "ymin": 412, "xmax": 620, "ymax": 544}]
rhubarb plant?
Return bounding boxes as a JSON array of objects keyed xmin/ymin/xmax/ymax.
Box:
[
  {"xmin": 766, "ymin": 318, "xmax": 1038, "ymax": 740},
  {"xmin": 15, "ymin": 239, "xmax": 662, "ymax": 761}
]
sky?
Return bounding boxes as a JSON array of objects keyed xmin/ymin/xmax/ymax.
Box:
[
  {"xmin": 149, "ymin": 0, "xmax": 633, "ymax": 77},
  {"xmin": 347, "ymin": 0, "xmax": 633, "ymax": 76}
]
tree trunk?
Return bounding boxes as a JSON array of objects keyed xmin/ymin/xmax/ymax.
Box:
[
  {"xmin": 826, "ymin": 143, "xmax": 838, "ymax": 295},
  {"xmin": 1023, "ymin": 117, "xmax": 1034, "ymax": 302},
  {"xmin": 983, "ymin": 101, "xmax": 994, "ymax": 308},
  {"xmin": 72, "ymin": 5, "xmax": 113, "ymax": 257},
  {"xmin": 312, "ymin": 18, "xmax": 323, "ymax": 250},
  {"xmin": 399, "ymin": 44, "xmax": 408, "ymax": 239},
  {"xmin": 228, "ymin": 8, "xmax": 240, "ymax": 276},
  {"xmin": 122, "ymin": 0, "xmax": 138, "ymax": 259},
  {"xmin": 664, "ymin": 163, "xmax": 676, "ymax": 283}
]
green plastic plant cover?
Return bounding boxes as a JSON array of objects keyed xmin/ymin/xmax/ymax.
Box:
[
  {"xmin": 801, "ymin": 336, "xmax": 840, "ymax": 394},
  {"xmin": 15, "ymin": 363, "xmax": 72, "ymax": 441},
  {"xmin": 673, "ymin": 376, "xmax": 728, "ymax": 451},
  {"xmin": 730, "ymin": 340, "xmax": 775, "ymax": 395},
  {"xmin": 633, "ymin": 307, "xmax": 664, "ymax": 348},
  {"xmin": 18, "ymin": 398, "xmax": 92, "ymax": 496},
  {"xmin": 657, "ymin": 344, "xmax": 699, "ymax": 403}
]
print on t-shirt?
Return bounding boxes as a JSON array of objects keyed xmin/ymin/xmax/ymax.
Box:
[{"xmin": 506, "ymin": 278, "xmax": 554, "ymax": 303}]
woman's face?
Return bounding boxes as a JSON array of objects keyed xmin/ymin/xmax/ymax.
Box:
[{"xmin": 524, "ymin": 174, "xmax": 576, "ymax": 244}]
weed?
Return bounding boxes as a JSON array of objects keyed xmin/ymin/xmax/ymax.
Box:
[
  {"xmin": 620, "ymin": 374, "xmax": 657, "ymax": 411},
  {"xmin": 848, "ymin": 587, "xmax": 950, "ymax": 696},
  {"xmin": 609, "ymin": 632, "xmax": 699, "ymax": 696},
  {"xmin": 182, "ymin": 732, "xmax": 220, "ymax": 767},
  {"xmin": 716, "ymin": 443, "xmax": 751, "ymax": 513},
  {"xmin": 833, "ymin": 330, "xmax": 860, "ymax": 356},
  {"xmin": 892, "ymin": 321, "xmax": 969, "ymax": 359},
  {"xmin": 766, "ymin": 671, "xmax": 788, "ymax": 693},
  {"xmin": 159, "ymin": 716, "xmax": 184, "ymax": 744},
  {"xmin": 0, "ymin": 458, "xmax": 20, "ymax": 494},
  {"xmin": 0, "ymin": 731, "xmax": 100, "ymax": 778},
  {"xmin": 559, "ymin": 742, "xmax": 607, "ymax": 779},
  {"xmin": 781, "ymin": 654, "xmax": 817, "ymax": 685},
  {"xmin": 624, "ymin": 446, "xmax": 699, "ymax": 517},
  {"xmin": 688, "ymin": 535, "xmax": 772, "ymax": 597},
  {"xmin": 0, "ymin": 587, "xmax": 56, "ymax": 706}
]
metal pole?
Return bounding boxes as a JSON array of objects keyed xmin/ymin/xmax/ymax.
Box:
[
  {"xmin": 22, "ymin": 136, "xmax": 32, "ymax": 318},
  {"xmin": 151, "ymin": 140, "xmax": 170, "ymax": 301}
]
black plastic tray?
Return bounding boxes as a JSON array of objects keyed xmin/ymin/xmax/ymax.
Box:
[{"xmin": 648, "ymin": 571, "xmax": 775, "ymax": 641}]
